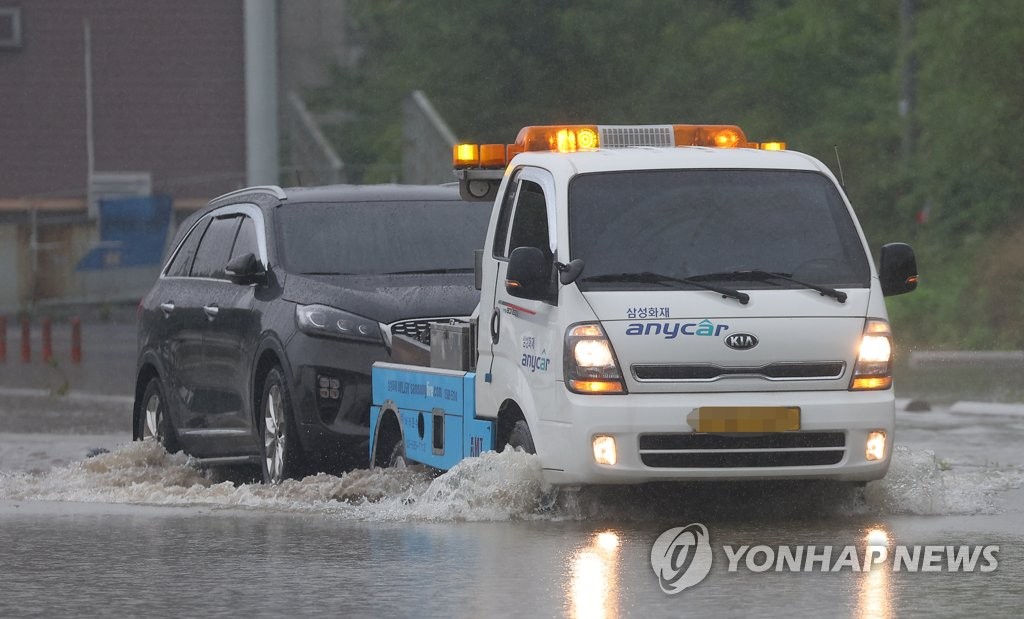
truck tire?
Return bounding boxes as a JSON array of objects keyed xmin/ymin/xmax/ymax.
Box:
[
  {"xmin": 507, "ymin": 420, "xmax": 536, "ymax": 455},
  {"xmin": 387, "ymin": 439, "xmax": 407, "ymax": 469}
]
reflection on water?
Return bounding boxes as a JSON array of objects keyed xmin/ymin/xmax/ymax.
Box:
[
  {"xmin": 567, "ymin": 530, "xmax": 621, "ymax": 619},
  {"xmin": 857, "ymin": 526, "xmax": 893, "ymax": 619}
]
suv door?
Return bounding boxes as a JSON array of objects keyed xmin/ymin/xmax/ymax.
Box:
[
  {"xmin": 148, "ymin": 216, "xmax": 210, "ymax": 437},
  {"xmin": 174, "ymin": 213, "xmax": 243, "ymax": 453},
  {"xmin": 198, "ymin": 209, "xmax": 266, "ymax": 455}
]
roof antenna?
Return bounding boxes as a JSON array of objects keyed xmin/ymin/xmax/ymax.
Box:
[
  {"xmin": 294, "ymin": 168, "xmax": 303, "ymax": 186},
  {"xmin": 833, "ymin": 145, "xmax": 846, "ymax": 187}
]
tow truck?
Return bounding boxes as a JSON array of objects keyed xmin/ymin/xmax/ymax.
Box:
[{"xmin": 368, "ymin": 123, "xmax": 918, "ymax": 485}]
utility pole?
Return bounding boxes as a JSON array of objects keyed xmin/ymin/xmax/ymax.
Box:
[
  {"xmin": 244, "ymin": 0, "xmax": 279, "ymax": 186},
  {"xmin": 84, "ymin": 19, "xmax": 96, "ymax": 217}
]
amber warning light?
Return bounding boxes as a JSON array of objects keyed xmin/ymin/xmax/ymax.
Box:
[{"xmin": 453, "ymin": 124, "xmax": 788, "ymax": 168}]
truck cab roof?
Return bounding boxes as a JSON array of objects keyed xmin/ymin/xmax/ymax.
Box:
[{"xmin": 509, "ymin": 146, "xmax": 828, "ymax": 177}]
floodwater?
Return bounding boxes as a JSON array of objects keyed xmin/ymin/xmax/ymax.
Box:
[{"xmin": 1, "ymin": 393, "xmax": 1022, "ymax": 617}]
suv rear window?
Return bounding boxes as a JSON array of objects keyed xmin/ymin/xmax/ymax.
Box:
[
  {"xmin": 276, "ymin": 200, "xmax": 489, "ymax": 275},
  {"xmin": 569, "ymin": 170, "xmax": 870, "ymax": 290}
]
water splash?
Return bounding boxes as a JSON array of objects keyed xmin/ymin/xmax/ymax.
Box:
[
  {"xmin": 0, "ymin": 441, "xmax": 1019, "ymax": 521},
  {"xmin": 0, "ymin": 441, "xmax": 552, "ymax": 521},
  {"xmin": 863, "ymin": 444, "xmax": 1023, "ymax": 515}
]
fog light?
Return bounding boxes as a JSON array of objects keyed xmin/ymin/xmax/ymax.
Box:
[
  {"xmin": 865, "ymin": 431, "xmax": 887, "ymax": 461},
  {"xmin": 592, "ymin": 435, "xmax": 617, "ymax": 466}
]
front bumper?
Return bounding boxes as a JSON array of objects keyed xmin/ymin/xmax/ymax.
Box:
[
  {"xmin": 283, "ymin": 332, "xmax": 383, "ymax": 465},
  {"xmin": 533, "ymin": 387, "xmax": 895, "ymax": 485}
]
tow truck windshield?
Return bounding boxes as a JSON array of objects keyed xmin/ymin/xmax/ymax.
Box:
[{"xmin": 569, "ymin": 169, "xmax": 870, "ymax": 292}]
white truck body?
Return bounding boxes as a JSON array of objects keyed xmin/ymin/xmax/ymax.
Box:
[{"xmin": 370, "ymin": 126, "xmax": 917, "ymax": 486}]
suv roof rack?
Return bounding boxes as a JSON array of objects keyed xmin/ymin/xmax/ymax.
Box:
[{"xmin": 208, "ymin": 185, "xmax": 287, "ymax": 205}]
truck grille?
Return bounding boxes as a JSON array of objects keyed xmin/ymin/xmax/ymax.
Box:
[
  {"xmin": 631, "ymin": 362, "xmax": 846, "ymax": 382},
  {"xmin": 638, "ymin": 431, "xmax": 846, "ymax": 468}
]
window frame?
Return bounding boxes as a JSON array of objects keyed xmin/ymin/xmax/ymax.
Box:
[
  {"xmin": 161, "ymin": 204, "xmax": 268, "ymax": 280},
  {"xmin": 494, "ymin": 166, "xmax": 558, "ymax": 262}
]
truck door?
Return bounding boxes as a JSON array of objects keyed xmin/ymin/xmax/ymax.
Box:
[{"xmin": 477, "ymin": 167, "xmax": 560, "ymax": 426}]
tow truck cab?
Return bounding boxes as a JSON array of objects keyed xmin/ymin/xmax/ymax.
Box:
[{"xmin": 370, "ymin": 124, "xmax": 917, "ymax": 485}]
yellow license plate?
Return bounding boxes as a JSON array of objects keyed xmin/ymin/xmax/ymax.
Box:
[{"xmin": 687, "ymin": 406, "xmax": 800, "ymax": 433}]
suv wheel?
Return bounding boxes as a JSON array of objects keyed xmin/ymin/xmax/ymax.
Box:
[
  {"xmin": 259, "ymin": 367, "xmax": 306, "ymax": 484},
  {"xmin": 137, "ymin": 377, "xmax": 179, "ymax": 453}
]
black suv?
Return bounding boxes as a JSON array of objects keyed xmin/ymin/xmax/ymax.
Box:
[{"xmin": 132, "ymin": 184, "xmax": 488, "ymax": 482}]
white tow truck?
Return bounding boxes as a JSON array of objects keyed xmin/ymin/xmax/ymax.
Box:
[{"xmin": 369, "ymin": 123, "xmax": 917, "ymax": 485}]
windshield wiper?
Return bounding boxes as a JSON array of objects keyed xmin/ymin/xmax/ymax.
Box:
[
  {"xmin": 581, "ymin": 272, "xmax": 749, "ymax": 305},
  {"xmin": 385, "ymin": 268, "xmax": 474, "ymax": 275},
  {"xmin": 687, "ymin": 269, "xmax": 847, "ymax": 303}
]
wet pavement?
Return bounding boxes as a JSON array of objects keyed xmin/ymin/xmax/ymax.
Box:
[{"xmin": 0, "ymin": 329, "xmax": 1022, "ymax": 616}]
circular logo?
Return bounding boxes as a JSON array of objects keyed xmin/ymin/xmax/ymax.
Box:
[
  {"xmin": 650, "ymin": 523, "xmax": 713, "ymax": 594},
  {"xmin": 725, "ymin": 333, "xmax": 759, "ymax": 350}
]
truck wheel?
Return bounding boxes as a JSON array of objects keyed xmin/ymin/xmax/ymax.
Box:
[
  {"xmin": 507, "ymin": 420, "xmax": 536, "ymax": 455},
  {"xmin": 137, "ymin": 377, "xmax": 179, "ymax": 453},
  {"xmin": 259, "ymin": 367, "xmax": 307, "ymax": 484}
]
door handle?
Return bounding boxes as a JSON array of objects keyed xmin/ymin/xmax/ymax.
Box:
[
  {"xmin": 203, "ymin": 304, "xmax": 220, "ymax": 320},
  {"xmin": 159, "ymin": 302, "xmax": 175, "ymax": 316},
  {"xmin": 489, "ymin": 309, "xmax": 500, "ymax": 344}
]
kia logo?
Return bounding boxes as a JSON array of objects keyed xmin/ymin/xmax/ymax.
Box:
[{"xmin": 725, "ymin": 333, "xmax": 758, "ymax": 350}]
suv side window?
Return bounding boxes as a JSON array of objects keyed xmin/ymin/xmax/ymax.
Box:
[
  {"xmin": 191, "ymin": 215, "xmax": 241, "ymax": 279},
  {"xmin": 507, "ymin": 180, "xmax": 552, "ymax": 262},
  {"xmin": 229, "ymin": 215, "xmax": 259, "ymax": 262},
  {"xmin": 166, "ymin": 218, "xmax": 210, "ymax": 277}
]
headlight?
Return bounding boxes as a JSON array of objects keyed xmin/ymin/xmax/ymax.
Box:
[
  {"xmin": 850, "ymin": 319, "xmax": 892, "ymax": 390},
  {"xmin": 295, "ymin": 304, "xmax": 383, "ymax": 343},
  {"xmin": 564, "ymin": 323, "xmax": 626, "ymax": 394},
  {"xmin": 574, "ymin": 339, "xmax": 615, "ymax": 367}
]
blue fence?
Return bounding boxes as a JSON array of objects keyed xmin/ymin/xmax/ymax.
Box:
[{"xmin": 76, "ymin": 195, "xmax": 172, "ymax": 271}]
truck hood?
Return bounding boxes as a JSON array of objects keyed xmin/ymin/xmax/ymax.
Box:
[
  {"xmin": 583, "ymin": 288, "xmax": 873, "ymax": 394},
  {"xmin": 283, "ymin": 273, "xmax": 480, "ymax": 324}
]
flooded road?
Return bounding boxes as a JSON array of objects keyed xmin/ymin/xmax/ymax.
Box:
[{"xmin": 1, "ymin": 391, "xmax": 1021, "ymax": 617}]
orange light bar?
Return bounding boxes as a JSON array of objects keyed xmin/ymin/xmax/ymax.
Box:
[
  {"xmin": 515, "ymin": 125, "xmax": 600, "ymax": 153},
  {"xmin": 456, "ymin": 123, "xmax": 769, "ymax": 170},
  {"xmin": 453, "ymin": 143, "xmax": 479, "ymax": 168},
  {"xmin": 479, "ymin": 144, "xmax": 507, "ymax": 167},
  {"xmin": 506, "ymin": 143, "xmax": 525, "ymax": 160},
  {"xmin": 673, "ymin": 125, "xmax": 747, "ymax": 148}
]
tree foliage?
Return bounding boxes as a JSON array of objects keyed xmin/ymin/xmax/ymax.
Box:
[{"xmin": 315, "ymin": 0, "xmax": 1024, "ymax": 348}]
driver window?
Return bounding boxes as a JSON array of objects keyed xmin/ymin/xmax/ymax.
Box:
[{"xmin": 507, "ymin": 180, "xmax": 552, "ymax": 262}]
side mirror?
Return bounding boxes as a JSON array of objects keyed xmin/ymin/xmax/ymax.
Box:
[
  {"xmin": 225, "ymin": 252, "xmax": 267, "ymax": 285},
  {"xmin": 879, "ymin": 243, "xmax": 918, "ymax": 296},
  {"xmin": 506, "ymin": 246, "xmax": 553, "ymax": 301}
]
